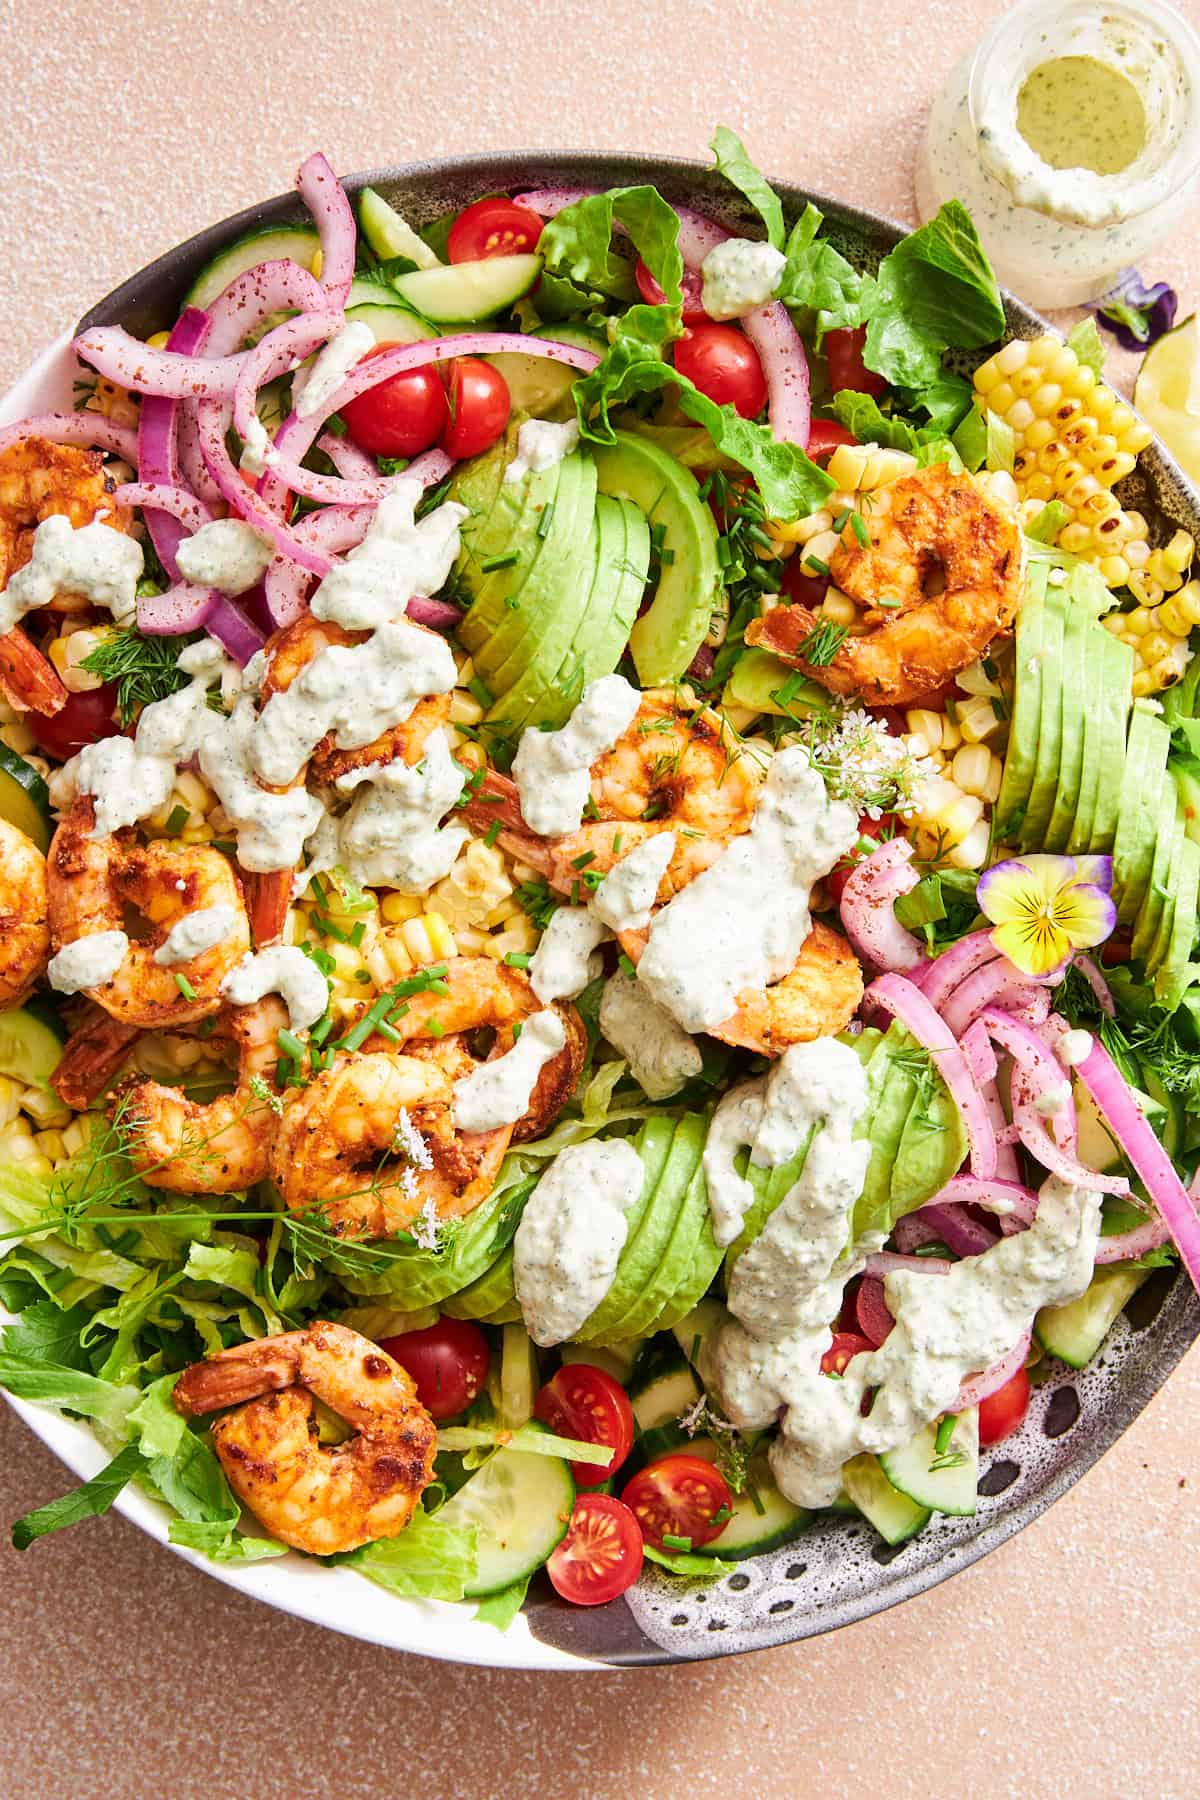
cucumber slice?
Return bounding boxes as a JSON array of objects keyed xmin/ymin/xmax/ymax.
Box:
[
  {"xmin": 184, "ymin": 226, "xmax": 321, "ymax": 311},
  {"xmin": 841, "ymin": 1453, "xmax": 931, "ymax": 1545},
  {"xmin": 391, "ymin": 255, "xmax": 542, "ymax": 324},
  {"xmin": 437, "ymin": 1427, "xmax": 575, "ymax": 1596},
  {"xmin": 358, "ymin": 187, "xmax": 441, "ymax": 269},
  {"xmin": 878, "ymin": 1408, "xmax": 979, "ymax": 1517},
  {"xmin": 0, "ymin": 1006, "xmax": 65, "ymax": 1085},
  {"xmin": 695, "ymin": 1454, "xmax": 810, "ymax": 1560},
  {"xmin": 560, "ymin": 1341, "xmax": 640, "ymax": 1384},
  {"xmin": 1036, "ymin": 1263, "xmax": 1150, "ymax": 1368},
  {"xmin": 1074, "ymin": 1079, "xmax": 1121, "ymax": 1174},
  {"xmin": 0, "ymin": 743, "xmax": 51, "ymax": 851},
  {"xmin": 344, "ymin": 302, "xmax": 434, "ymax": 346},
  {"xmin": 629, "ymin": 1353, "xmax": 701, "ymax": 1461},
  {"xmin": 499, "ymin": 1323, "xmax": 539, "ymax": 1426}
]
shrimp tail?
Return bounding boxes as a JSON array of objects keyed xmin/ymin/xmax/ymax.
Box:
[
  {"xmin": 243, "ymin": 868, "xmax": 292, "ymax": 946},
  {"xmin": 51, "ymin": 1008, "xmax": 141, "ymax": 1108},
  {"xmin": 458, "ymin": 767, "xmax": 528, "ymax": 837},
  {"xmin": 0, "ymin": 627, "xmax": 67, "ymax": 716},
  {"xmin": 173, "ymin": 1332, "xmax": 306, "ymax": 1415}
]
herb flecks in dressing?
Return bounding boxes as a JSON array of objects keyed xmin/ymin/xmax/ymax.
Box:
[
  {"xmin": 47, "ymin": 930, "xmax": 129, "ymax": 994},
  {"xmin": 512, "ymin": 675, "xmax": 641, "ymax": 839},
  {"xmin": 0, "ymin": 515, "xmax": 142, "ymax": 635},
  {"xmin": 152, "ymin": 905, "xmax": 239, "ymax": 966},
  {"xmin": 529, "ymin": 906, "xmax": 610, "ymax": 1003},
  {"xmin": 335, "ymin": 730, "xmax": 467, "ymax": 893},
  {"xmin": 513, "ymin": 1138, "xmax": 645, "ymax": 1346},
  {"xmin": 221, "ymin": 945, "xmax": 328, "ymax": 1031},
  {"xmin": 599, "ymin": 970, "xmax": 702, "ymax": 1102},
  {"xmin": 1016, "ymin": 55, "xmax": 1146, "ymax": 177},
  {"xmin": 176, "ymin": 519, "xmax": 275, "ymax": 596},
  {"xmin": 452, "ymin": 1008, "xmax": 565, "ymax": 1133}
]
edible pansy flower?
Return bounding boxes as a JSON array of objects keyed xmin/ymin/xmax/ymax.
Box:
[
  {"xmin": 1093, "ymin": 268, "xmax": 1178, "ymax": 352},
  {"xmin": 976, "ymin": 853, "xmax": 1117, "ymax": 979}
]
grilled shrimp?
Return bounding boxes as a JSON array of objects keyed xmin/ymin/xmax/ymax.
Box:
[
  {"xmin": 172, "ymin": 1322, "xmax": 437, "ymax": 1555},
  {"xmin": 0, "ymin": 818, "xmax": 50, "ymax": 1007},
  {"xmin": 47, "ymin": 800, "xmax": 252, "ymax": 1026},
  {"xmin": 51, "ymin": 1008, "xmax": 141, "ymax": 1109},
  {"xmin": 749, "ymin": 463, "xmax": 1022, "ymax": 707},
  {"xmin": 115, "ymin": 999, "xmax": 286, "ymax": 1192},
  {"xmin": 259, "ymin": 615, "xmax": 451, "ymax": 785},
  {"xmin": 271, "ymin": 958, "xmax": 585, "ymax": 1236},
  {"xmin": 0, "ymin": 437, "xmax": 132, "ymax": 716}
]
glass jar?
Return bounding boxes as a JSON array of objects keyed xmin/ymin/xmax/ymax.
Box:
[{"xmin": 916, "ymin": 0, "xmax": 1200, "ymax": 307}]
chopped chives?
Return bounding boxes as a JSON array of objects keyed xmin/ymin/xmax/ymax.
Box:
[
  {"xmin": 484, "ymin": 820, "xmax": 501, "ymax": 847},
  {"xmin": 511, "ymin": 1021, "xmax": 522, "ymax": 1041},
  {"xmin": 934, "ymin": 1412, "xmax": 957, "ymax": 1456},
  {"xmin": 504, "ymin": 951, "xmax": 532, "ymax": 968},
  {"xmin": 851, "ymin": 510, "xmax": 870, "ymax": 546},
  {"xmin": 662, "ymin": 1533, "xmax": 693, "ymax": 1552},
  {"xmin": 468, "ymin": 676, "xmax": 493, "ymax": 709},
  {"xmin": 174, "ymin": 973, "xmax": 197, "ymax": 1001},
  {"xmin": 277, "ymin": 1027, "xmax": 305, "ymax": 1062},
  {"xmin": 480, "ymin": 550, "xmax": 519, "ymax": 571},
  {"xmin": 375, "ymin": 1019, "xmax": 400, "ymax": 1044},
  {"xmin": 570, "ymin": 850, "xmax": 595, "ymax": 869},
  {"xmin": 425, "ymin": 1017, "xmax": 445, "ymax": 1037},
  {"xmin": 353, "ymin": 967, "xmax": 372, "ymax": 984},
  {"xmin": 536, "ymin": 501, "xmax": 556, "ymax": 539},
  {"xmin": 802, "ymin": 553, "xmax": 830, "ymax": 577},
  {"xmin": 163, "ymin": 803, "xmax": 189, "ymax": 835}
]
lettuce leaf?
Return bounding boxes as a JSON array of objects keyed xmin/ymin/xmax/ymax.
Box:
[
  {"xmin": 0, "ymin": 1347, "xmax": 140, "ymax": 1438},
  {"xmin": 862, "ymin": 201, "xmax": 1005, "ymax": 390},
  {"xmin": 778, "ymin": 204, "xmax": 865, "ymax": 337},
  {"xmin": 710, "ymin": 127, "xmax": 785, "ymax": 250},
  {"xmin": 643, "ymin": 1542, "xmax": 733, "ymax": 1579},
  {"xmin": 348, "ymin": 1506, "xmax": 479, "ymax": 1601},
  {"xmin": 829, "ymin": 391, "xmax": 923, "ymax": 453},
  {"xmin": 540, "ymin": 185, "xmax": 682, "ymax": 306},
  {"xmin": 475, "ymin": 1576, "xmax": 530, "ymax": 1631},
  {"xmin": 12, "ymin": 1443, "xmax": 145, "ymax": 1549},
  {"xmin": 1067, "ymin": 315, "xmax": 1105, "ymax": 377}
]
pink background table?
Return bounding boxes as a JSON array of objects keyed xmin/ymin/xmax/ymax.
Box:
[{"xmin": 1, "ymin": 1, "xmax": 1198, "ymax": 1794}]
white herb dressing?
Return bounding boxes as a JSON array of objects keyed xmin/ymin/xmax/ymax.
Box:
[
  {"xmin": 529, "ymin": 906, "xmax": 609, "ymax": 1003},
  {"xmin": 293, "ymin": 320, "xmax": 375, "ymax": 420},
  {"xmin": 253, "ymin": 618, "xmax": 457, "ymax": 787},
  {"xmin": 335, "ymin": 730, "xmax": 467, "ymax": 893},
  {"xmin": 636, "ymin": 748, "xmax": 858, "ymax": 1033},
  {"xmin": 503, "ymin": 417, "xmax": 581, "ymax": 486},
  {"xmin": 591, "ymin": 831, "xmax": 676, "ymax": 934},
  {"xmin": 309, "ymin": 484, "xmax": 467, "ymax": 633},
  {"xmin": 512, "ymin": 674, "xmax": 641, "ymax": 838},
  {"xmin": 221, "ymin": 945, "xmax": 327, "ymax": 1031},
  {"xmin": 598, "ymin": 970, "xmax": 703, "ymax": 1102},
  {"xmin": 199, "ymin": 696, "xmax": 326, "ymax": 874},
  {"xmin": 176, "ymin": 519, "xmax": 275, "ymax": 596},
  {"xmin": 0, "ymin": 515, "xmax": 142, "ymax": 635},
  {"xmin": 47, "ymin": 930, "xmax": 129, "ymax": 994},
  {"xmin": 152, "ymin": 905, "xmax": 240, "ymax": 966},
  {"xmin": 239, "ymin": 415, "xmax": 273, "ymax": 479},
  {"xmin": 452, "ymin": 1008, "xmax": 565, "ymax": 1134},
  {"xmin": 513, "ymin": 1138, "xmax": 645, "ymax": 1346},
  {"xmin": 700, "ymin": 238, "xmax": 786, "ymax": 320}
]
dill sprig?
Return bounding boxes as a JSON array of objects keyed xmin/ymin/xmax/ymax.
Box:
[
  {"xmin": 796, "ymin": 620, "xmax": 849, "ymax": 668},
  {"xmin": 79, "ymin": 626, "xmax": 195, "ymax": 726}
]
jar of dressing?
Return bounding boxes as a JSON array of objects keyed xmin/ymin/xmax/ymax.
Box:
[{"xmin": 917, "ymin": 0, "xmax": 1200, "ymax": 306}]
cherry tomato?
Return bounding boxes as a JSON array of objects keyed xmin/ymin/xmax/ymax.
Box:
[
  {"xmin": 547, "ymin": 1494, "xmax": 644, "ymax": 1606},
  {"xmin": 872, "ymin": 707, "xmax": 908, "ymax": 738},
  {"xmin": 30, "ymin": 684, "xmax": 119, "ymax": 759},
  {"xmin": 448, "ymin": 196, "xmax": 544, "ymax": 263},
  {"xmin": 806, "ymin": 418, "xmax": 858, "ymax": 460},
  {"xmin": 821, "ymin": 1331, "xmax": 875, "ymax": 1377},
  {"xmin": 439, "ymin": 357, "xmax": 511, "ymax": 460},
  {"xmin": 781, "ymin": 555, "xmax": 829, "ymax": 611},
  {"xmin": 535, "ymin": 1364, "xmax": 634, "ymax": 1487},
  {"xmin": 673, "ymin": 323, "xmax": 767, "ymax": 420},
  {"xmin": 341, "ymin": 343, "xmax": 448, "ymax": 457},
  {"xmin": 826, "ymin": 813, "xmax": 899, "ymax": 906},
  {"xmin": 825, "ymin": 324, "xmax": 886, "ymax": 398},
  {"xmin": 977, "ymin": 1365, "xmax": 1031, "ymax": 1446},
  {"xmin": 377, "ymin": 1318, "xmax": 489, "ymax": 1421},
  {"xmin": 622, "ymin": 1452, "xmax": 733, "ymax": 1551},
  {"xmin": 634, "ymin": 257, "xmax": 709, "ymax": 324}
]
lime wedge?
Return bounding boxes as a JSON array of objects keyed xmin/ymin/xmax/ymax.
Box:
[{"xmin": 1134, "ymin": 313, "xmax": 1200, "ymax": 484}]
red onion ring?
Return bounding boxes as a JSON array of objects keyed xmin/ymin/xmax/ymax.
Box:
[
  {"xmin": 979, "ymin": 1007, "xmax": 1131, "ymax": 1195},
  {"xmin": 865, "ymin": 973, "xmax": 997, "ymax": 1178},
  {"xmin": 1073, "ymin": 953, "xmax": 1116, "ymax": 1017},
  {"xmin": 912, "ymin": 1201, "xmax": 1000, "ymax": 1258},
  {"xmin": 230, "ymin": 308, "xmax": 343, "ymax": 459},
  {"xmin": 74, "ymin": 328, "xmax": 256, "ymax": 401},
  {"xmin": 953, "ymin": 1329, "xmax": 1031, "ymax": 1411},
  {"xmin": 137, "ymin": 307, "xmax": 210, "ymax": 578},
  {"xmin": 839, "ymin": 837, "xmax": 926, "ymax": 974},
  {"xmin": 204, "ymin": 260, "xmax": 326, "ymax": 357},
  {"xmin": 317, "ymin": 432, "xmax": 378, "ymax": 480},
  {"xmin": 295, "ymin": 151, "xmax": 355, "ymax": 308},
  {"xmin": 919, "ymin": 931, "xmax": 1003, "ymax": 1012},
  {"xmin": 0, "ymin": 410, "xmax": 139, "ymax": 465},
  {"xmin": 931, "ymin": 1173, "xmax": 1039, "ymax": 1227},
  {"xmin": 864, "ymin": 1250, "xmax": 953, "ymax": 1278},
  {"xmin": 196, "ymin": 399, "xmax": 332, "ymax": 576},
  {"xmin": 959, "ymin": 1019, "xmax": 998, "ymax": 1086},
  {"xmin": 205, "ymin": 595, "xmax": 265, "ymax": 665},
  {"xmin": 114, "ymin": 481, "xmax": 213, "ymax": 536},
  {"xmin": 136, "ymin": 581, "xmax": 216, "ymax": 636},
  {"xmin": 942, "ymin": 957, "xmax": 1051, "ymax": 1037},
  {"xmin": 891, "ymin": 1212, "xmax": 949, "ymax": 1254}
]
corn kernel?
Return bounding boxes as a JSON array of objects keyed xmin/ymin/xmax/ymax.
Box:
[
  {"xmin": 1102, "ymin": 612, "xmax": 1127, "ymax": 636},
  {"xmin": 1132, "ymin": 670, "xmax": 1154, "ymax": 698},
  {"xmin": 821, "ymin": 588, "xmax": 858, "ymax": 626},
  {"xmin": 940, "ymin": 718, "xmax": 962, "ymax": 751},
  {"xmin": 1079, "ymin": 489, "xmax": 1121, "ymax": 525},
  {"xmin": 1124, "ymin": 606, "xmax": 1153, "ymax": 636},
  {"xmin": 34, "ymin": 1130, "xmax": 66, "ymax": 1164},
  {"xmin": 1023, "ymin": 472, "xmax": 1056, "ymax": 503},
  {"xmin": 19, "ymin": 1085, "xmax": 70, "ymax": 1128},
  {"xmin": 951, "ymin": 744, "xmax": 993, "ymax": 796},
  {"xmin": 775, "ymin": 508, "xmax": 833, "ymax": 546},
  {"xmin": 61, "ymin": 1118, "xmax": 91, "ymax": 1160},
  {"xmin": 905, "ymin": 732, "xmax": 936, "ymax": 760},
  {"xmin": 1052, "ymin": 397, "xmax": 1084, "ymax": 431},
  {"xmin": 0, "ymin": 1077, "xmax": 20, "ymax": 1128},
  {"xmin": 940, "ymin": 793, "xmax": 984, "ymax": 842},
  {"xmin": 974, "ymin": 355, "xmax": 1003, "ymax": 395},
  {"xmin": 1140, "ymin": 630, "xmax": 1175, "ymax": 665},
  {"xmin": 1129, "ymin": 573, "xmax": 1165, "ymax": 608},
  {"xmin": 947, "ymin": 818, "xmax": 992, "ymax": 870},
  {"xmin": 801, "ymin": 530, "xmax": 840, "ymax": 572},
  {"xmin": 1120, "ymin": 419, "xmax": 1154, "ymax": 455},
  {"xmin": 1099, "ymin": 556, "xmax": 1132, "ymax": 589},
  {"xmin": 981, "ymin": 754, "xmax": 1003, "ymax": 803},
  {"xmin": 957, "ymin": 695, "xmax": 1000, "ymax": 743},
  {"xmin": 994, "ymin": 339, "xmax": 1030, "ymax": 376},
  {"xmin": 826, "ymin": 444, "xmax": 871, "ymax": 492},
  {"xmin": 1059, "ymin": 522, "xmax": 1093, "ymax": 556},
  {"xmin": 1007, "ymin": 399, "xmax": 1035, "ymax": 432},
  {"xmin": 956, "ymin": 659, "xmax": 1005, "ymax": 699},
  {"xmin": 1157, "ymin": 597, "xmax": 1191, "ymax": 637},
  {"xmin": 988, "ymin": 382, "xmax": 1017, "ymax": 419},
  {"xmin": 449, "ymin": 688, "xmax": 484, "ymax": 727},
  {"xmin": 1162, "ymin": 530, "xmax": 1195, "ymax": 575},
  {"xmin": 1024, "ymin": 418, "xmax": 1056, "ymax": 453},
  {"xmin": 1149, "ymin": 647, "xmax": 1191, "ymax": 690},
  {"xmin": 906, "ymin": 709, "xmax": 943, "ymax": 747}
]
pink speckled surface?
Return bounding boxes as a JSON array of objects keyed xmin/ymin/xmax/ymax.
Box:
[{"xmin": 2, "ymin": 1, "xmax": 1199, "ymax": 1792}]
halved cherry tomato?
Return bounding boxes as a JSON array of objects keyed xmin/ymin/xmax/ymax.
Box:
[
  {"xmin": 826, "ymin": 813, "xmax": 899, "ymax": 906},
  {"xmin": 821, "ymin": 1331, "xmax": 875, "ymax": 1376},
  {"xmin": 439, "ymin": 357, "xmax": 511, "ymax": 460},
  {"xmin": 674, "ymin": 323, "xmax": 767, "ymax": 420},
  {"xmin": 825, "ymin": 324, "xmax": 886, "ymax": 399},
  {"xmin": 535, "ymin": 1363, "xmax": 634, "ymax": 1487},
  {"xmin": 806, "ymin": 418, "xmax": 858, "ymax": 460},
  {"xmin": 978, "ymin": 1365, "xmax": 1031, "ymax": 1445},
  {"xmin": 31, "ymin": 684, "xmax": 119, "ymax": 759},
  {"xmin": 634, "ymin": 257, "xmax": 709, "ymax": 324},
  {"xmin": 341, "ymin": 343, "xmax": 448, "ymax": 457},
  {"xmin": 377, "ymin": 1318, "xmax": 489, "ymax": 1421},
  {"xmin": 448, "ymin": 196, "xmax": 543, "ymax": 263},
  {"xmin": 547, "ymin": 1494, "xmax": 644, "ymax": 1606},
  {"xmin": 622, "ymin": 1452, "xmax": 733, "ymax": 1551}
]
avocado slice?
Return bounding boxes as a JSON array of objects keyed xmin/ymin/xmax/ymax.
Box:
[
  {"xmin": 1112, "ymin": 702, "xmax": 1171, "ymax": 923},
  {"xmin": 597, "ymin": 1114, "xmax": 708, "ymax": 1343},
  {"xmin": 1070, "ymin": 622, "xmax": 1126, "ymax": 853},
  {"xmin": 457, "ymin": 457, "xmax": 565, "ymax": 659},
  {"xmin": 590, "ymin": 430, "xmax": 722, "ymax": 685},
  {"xmin": 1019, "ymin": 590, "xmax": 1065, "ymax": 851},
  {"xmin": 1044, "ymin": 593, "xmax": 1088, "ymax": 852},
  {"xmin": 653, "ymin": 1201, "xmax": 725, "ymax": 1334},
  {"xmin": 486, "ymin": 325, "xmax": 605, "ymax": 419},
  {"xmin": 1132, "ymin": 785, "xmax": 1182, "ymax": 969},
  {"xmin": 471, "ymin": 454, "xmax": 595, "ymax": 682},
  {"xmin": 575, "ymin": 1116, "xmax": 678, "ymax": 1343},
  {"xmin": 1155, "ymin": 833, "xmax": 1200, "ymax": 1009},
  {"xmin": 441, "ymin": 1243, "xmax": 517, "ymax": 1320},
  {"xmin": 1089, "ymin": 629, "xmax": 1135, "ymax": 853},
  {"xmin": 451, "ymin": 425, "xmax": 519, "ymax": 582},
  {"xmin": 994, "ymin": 568, "xmax": 1048, "ymax": 844},
  {"xmin": 1174, "ymin": 759, "xmax": 1200, "ymax": 846},
  {"xmin": 723, "ymin": 646, "xmax": 831, "ymax": 720}
]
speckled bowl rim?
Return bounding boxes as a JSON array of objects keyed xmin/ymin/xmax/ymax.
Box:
[{"xmin": 2, "ymin": 148, "xmax": 1197, "ymax": 1671}]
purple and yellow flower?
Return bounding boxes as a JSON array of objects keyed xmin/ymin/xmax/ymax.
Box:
[{"xmin": 976, "ymin": 853, "xmax": 1117, "ymax": 979}]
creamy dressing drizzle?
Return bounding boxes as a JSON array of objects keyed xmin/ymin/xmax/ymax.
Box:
[
  {"xmin": 513, "ymin": 1138, "xmax": 645, "ymax": 1346},
  {"xmin": 199, "ymin": 697, "xmax": 326, "ymax": 873},
  {"xmin": 310, "ymin": 484, "xmax": 467, "ymax": 633},
  {"xmin": 152, "ymin": 905, "xmax": 239, "ymax": 966},
  {"xmin": 176, "ymin": 520, "xmax": 275, "ymax": 596},
  {"xmin": 0, "ymin": 516, "xmax": 142, "ymax": 634},
  {"xmin": 503, "ymin": 417, "xmax": 581, "ymax": 485},
  {"xmin": 700, "ymin": 239, "xmax": 786, "ymax": 320},
  {"xmin": 453, "ymin": 1008, "xmax": 565, "ymax": 1134},
  {"xmin": 221, "ymin": 945, "xmax": 328, "ymax": 1031},
  {"xmin": 512, "ymin": 675, "xmax": 641, "ymax": 838},
  {"xmin": 294, "ymin": 320, "xmax": 375, "ymax": 420},
  {"xmin": 335, "ymin": 730, "xmax": 467, "ymax": 893},
  {"xmin": 47, "ymin": 930, "xmax": 129, "ymax": 994},
  {"xmin": 529, "ymin": 906, "xmax": 609, "ymax": 1003},
  {"xmin": 598, "ymin": 970, "xmax": 703, "ymax": 1101},
  {"xmin": 591, "ymin": 831, "xmax": 676, "ymax": 934},
  {"xmin": 637, "ymin": 748, "xmax": 858, "ymax": 1033}
]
